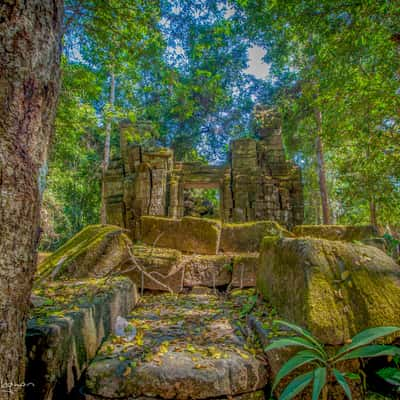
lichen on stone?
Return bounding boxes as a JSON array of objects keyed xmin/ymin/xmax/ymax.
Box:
[
  {"xmin": 257, "ymin": 236, "xmax": 400, "ymax": 345},
  {"xmin": 36, "ymin": 224, "xmax": 132, "ymax": 282}
]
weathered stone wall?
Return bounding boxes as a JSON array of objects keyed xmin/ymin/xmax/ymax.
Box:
[
  {"xmin": 103, "ymin": 109, "xmax": 303, "ymax": 235},
  {"xmin": 104, "ymin": 121, "xmax": 174, "ymax": 239},
  {"xmin": 227, "ymin": 138, "xmax": 303, "ymax": 226}
]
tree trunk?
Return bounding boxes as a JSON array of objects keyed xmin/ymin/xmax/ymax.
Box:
[
  {"xmin": 100, "ymin": 71, "xmax": 116, "ymax": 224},
  {"xmin": 315, "ymin": 109, "xmax": 331, "ymax": 225},
  {"xmin": 370, "ymin": 197, "xmax": 378, "ymax": 227},
  {"xmin": 0, "ymin": 2, "xmax": 63, "ymax": 399},
  {"xmin": 315, "ymin": 191, "xmax": 322, "ymax": 225}
]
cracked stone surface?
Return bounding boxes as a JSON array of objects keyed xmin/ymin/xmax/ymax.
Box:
[{"xmin": 84, "ymin": 290, "xmax": 269, "ymax": 399}]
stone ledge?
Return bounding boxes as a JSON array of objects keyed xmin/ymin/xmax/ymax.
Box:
[
  {"xmin": 140, "ymin": 216, "xmax": 221, "ymax": 255},
  {"xmin": 220, "ymin": 220, "xmax": 293, "ymax": 253},
  {"xmin": 26, "ymin": 277, "xmax": 138, "ymax": 400},
  {"xmin": 293, "ymin": 224, "xmax": 382, "ymax": 242}
]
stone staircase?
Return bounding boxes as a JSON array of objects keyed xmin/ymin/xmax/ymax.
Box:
[
  {"xmin": 76, "ymin": 218, "xmax": 285, "ymax": 399},
  {"xmin": 31, "ymin": 218, "xmax": 287, "ymax": 399},
  {"xmin": 83, "ymin": 290, "xmax": 269, "ymax": 400}
]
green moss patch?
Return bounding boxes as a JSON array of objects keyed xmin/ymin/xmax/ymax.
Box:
[
  {"xmin": 258, "ymin": 236, "xmax": 400, "ymax": 345},
  {"xmin": 220, "ymin": 220, "xmax": 293, "ymax": 253},
  {"xmin": 29, "ymin": 276, "xmax": 131, "ymax": 326},
  {"xmin": 293, "ymin": 224, "xmax": 382, "ymax": 241},
  {"xmin": 36, "ymin": 225, "xmax": 132, "ymax": 282},
  {"xmin": 140, "ymin": 216, "xmax": 221, "ymax": 254}
]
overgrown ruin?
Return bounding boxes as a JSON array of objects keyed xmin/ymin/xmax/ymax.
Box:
[
  {"xmin": 29, "ymin": 109, "xmax": 399, "ymax": 400},
  {"xmin": 103, "ymin": 107, "xmax": 304, "ymax": 238}
]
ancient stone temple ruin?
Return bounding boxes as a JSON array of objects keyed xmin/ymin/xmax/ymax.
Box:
[
  {"xmin": 104, "ymin": 107, "xmax": 304, "ymax": 237},
  {"xmin": 32, "ymin": 109, "xmax": 399, "ymax": 400}
]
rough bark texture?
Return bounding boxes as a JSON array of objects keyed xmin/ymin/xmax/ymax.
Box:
[
  {"xmin": 100, "ymin": 71, "xmax": 116, "ymax": 224},
  {"xmin": 0, "ymin": 1, "xmax": 63, "ymax": 399},
  {"xmin": 315, "ymin": 109, "xmax": 330, "ymax": 225}
]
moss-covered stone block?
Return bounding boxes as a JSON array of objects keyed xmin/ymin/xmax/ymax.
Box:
[
  {"xmin": 258, "ymin": 237, "xmax": 400, "ymax": 345},
  {"xmin": 37, "ymin": 225, "xmax": 132, "ymax": 281},
  {"xmin": 139, "ymin": 215, "xmax": 180, "ymax": 247},
  {"xmin": 26, "ymin": 277, "xmax": 137, "ymax": 400},
  {"xmin": 231, "ymin": 253, "xmax": 259, "ymax": 288},
  {"xmin": 220, "ymin": 220, "xmax": 293, "ymax": 253},
  {"xmin": 140, "ymin": 216, "xmax": 221, "ymax": 254},
  {"xmin": 180, "ymin": 216, "xmax": 221, "ymax": 254},
  {"xmin": 293, "ymin": 224, "xmax": 382, "ymax": 242}
]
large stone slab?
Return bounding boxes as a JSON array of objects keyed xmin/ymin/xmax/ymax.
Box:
[
  {"xmin": 220, "ymin": 221, "xmax": 292, "ymax": 253},
  {"xmin": 26, "ymin": 277, "xmax": 137, "ymax": 400},
  {"xmin": 293, "ymin": 224, "xmax": 382, "ymax": 242},
  {"xmin": 140, "ymin": 216, "xmax": 221, "ymax": 254},
  {"xmin": 37, "ymin": 225, "xmax": 132, "ymax": 282},
  {"xmin": 84, "ymin": 292, "xmax": 269, "ymax": 399},
  {"xmin": 258, "ymin": 236, "xmax": 400, "ymax": 344},
  {"xmin": 183, "ymin": 255, "xmax": 232, "ymax": 288}
]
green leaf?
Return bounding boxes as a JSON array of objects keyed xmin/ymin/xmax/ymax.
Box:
[
  {"xmin": 273, "ymin": 350, "xmax": 324, "ymax": 390},
  {"xmin": 334, "ymin": 327, "xmax": 400, "ymax": 360},
  {"xmin": 312, "ymin": 367, "xmax": 327, "ymax": 400},
  {"xmin": 377, "ymin": 367, "xmax": 400, "ymax": 386},
  {"xmin": 344, "ymin": 372, "xmax": 361, "ymax": 381},
  {"xmin": 265, "ymin": 337, "xmax": 327, "ymax": 358},
  {"xmin": 335, "ymin": 345, "xmax": 400, "ymax": 362},
  {"xmin": 279, "ymin": 371, "xmax": 313, "ymax": 400},
  {"xmin": 333, "ymin": 369, "xmax": 352, "ymax": 400},
  {"xmin": 273, "ymin": 320, "xmax": 324, "ymax": 351}
]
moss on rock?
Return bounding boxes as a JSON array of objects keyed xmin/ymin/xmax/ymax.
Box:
[
  {"xmin": 26, "ymin": 277, "xmax": 137, "ymax": 400},
  {"xmin": 140, "ymin": 216, "xmax": 221, "ymax": 254},
  {"xmin": 37, "ymin": 225, "xmax": 132, "ymax": 282},
  {"xmin": 220, "ymin": 220, "xmax": 293, "ymax": 253},
  {"xmin": 183, "ymin": 254, "xmax": 232, "ymax": 287},
  {"xmin": 258, "ymin": 236, "xmax": 400, "ymax": 345},
  {"xmin": 293, "ymin": 224, "xmax": 382, "ymax": 242},
  {"xmin": 231, "ymin": 253, "xmax": 259, "ymax": 288}
]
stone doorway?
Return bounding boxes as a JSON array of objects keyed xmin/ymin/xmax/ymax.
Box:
[
  {"xmin": 103, "ymin": 107, "xmax": 304, "ymax": 238},
  {"xmin": 183, "ymin": 188, "xmax": 221, "ymax": 219}
]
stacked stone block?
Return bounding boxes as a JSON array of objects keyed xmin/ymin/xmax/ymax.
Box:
[{"xmin": 103, "ymin": 111, "xmax": 304, "ymax": 234}]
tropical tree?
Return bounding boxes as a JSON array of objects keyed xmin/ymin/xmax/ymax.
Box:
[
  {"xmin": 0, "ymin": 1, "xmax": 64, "ymax": 397},
  {"xmin": 235, "ymin": 0, "xmax": 400, "ymax": 225}
]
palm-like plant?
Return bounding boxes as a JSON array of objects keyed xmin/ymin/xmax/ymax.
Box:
[{"xmin": 265, "ymin": 321, "xmax": 400, "ymax": 400}]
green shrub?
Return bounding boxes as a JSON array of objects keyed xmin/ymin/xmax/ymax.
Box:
[{"xmin": 265, "ymin": 321, "xmax": 400, "ymax": 400}]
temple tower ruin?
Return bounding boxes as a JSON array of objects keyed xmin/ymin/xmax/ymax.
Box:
[{"xmin": 103, "ymin": 107, "xmax": 303, "ymax": 238}]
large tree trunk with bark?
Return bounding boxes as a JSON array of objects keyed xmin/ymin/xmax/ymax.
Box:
[
  {"xmin": 100, "ymin": 71, "xmax": 116, "ymax": 224},
  {"xmin": 0, "ymin": 2, "xmax": 63, "ymax": 399},
  {"xmin": 315, "ymin": 109, "xmax": 331, "ymax": 225}
]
